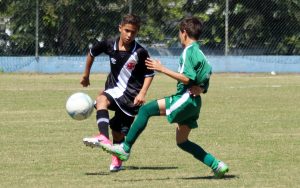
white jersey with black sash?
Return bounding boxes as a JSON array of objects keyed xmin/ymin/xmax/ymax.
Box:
[{"xmin": 90, "ymin": 38, "xmax": 155, "ymax": 116}]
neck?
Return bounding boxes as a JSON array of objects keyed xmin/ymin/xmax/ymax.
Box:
[
  {"xmin": 184, "ymin": 39, "xmax": 196, "ymax": 47},
  {"xmin": 185, "ymin": 38, "xmax": 196, "ymax": 46},
  {"xmin": 118, "ymin": 39, "xmax": 132, "ymax": 51}
]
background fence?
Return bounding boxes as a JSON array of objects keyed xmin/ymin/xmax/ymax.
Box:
[{"xmin": 0, "ymin": 0, "xmax": 299, "ymax": 72}]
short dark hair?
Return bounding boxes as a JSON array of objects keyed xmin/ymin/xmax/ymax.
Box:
[
  {"xmin": 120, "ymin": 14, "xmax": 141, "ymax": 30},
  {"xmin": 179, "ymin": 17, "xmax": 203, "ymax": 40}
]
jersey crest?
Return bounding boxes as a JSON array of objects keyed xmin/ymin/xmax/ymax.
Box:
[{"xmin": 126, "ymin": 61, "xmax": 136, "ymax": 70}]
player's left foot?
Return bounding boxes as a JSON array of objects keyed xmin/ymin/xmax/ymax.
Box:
[{"xmin": 213, "ymin": 161, "xmax": 229, "ymax": 178}]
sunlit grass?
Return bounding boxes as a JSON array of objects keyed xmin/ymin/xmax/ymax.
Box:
[{"xmin": 0, "ymin": 73, "xmax": 299, "ymax": 188}]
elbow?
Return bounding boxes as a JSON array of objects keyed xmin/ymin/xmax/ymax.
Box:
[
  {"xmin": 182, "ymin": 78, "xmax": 190, "ymax": 85},
  {"xmin": 177, "ymin": 73, "xmax": 189, "ymax": 85}
]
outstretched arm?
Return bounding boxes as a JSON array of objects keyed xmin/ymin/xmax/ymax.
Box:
[{"xmin": 145, "ymin": 58, "xmax": 189, "ymax": 85}]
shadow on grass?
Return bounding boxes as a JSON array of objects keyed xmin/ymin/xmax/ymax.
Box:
[
  {"xmin": 85, "ymin": 172, "xmax": 110, "ymax": 176},
  {"xmin": 123, "ymin": 166, "xmax": 178, "ymax": 170},
  {"xmin": 85, "ymin": 166, "xmax": 238, "ymax": 182},
  {"xmin": 180, "ymin": 174, "xmax": 238, "ymax": 180},
  {"xmin": 85, "ymin": 166, "xmax": 178, "ymax": 176},
  {"xmin": 112, "ymin": 174, "xmax": 238, "ymax": 182}
]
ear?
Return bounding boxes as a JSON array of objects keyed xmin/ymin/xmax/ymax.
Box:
[
  {"xmin": 182, "ymin": 30, "xmax": 188, "ymax": 39},
  {"xmin": 118, "ymin": 25, "xmax": 122, "ymax": 32}
]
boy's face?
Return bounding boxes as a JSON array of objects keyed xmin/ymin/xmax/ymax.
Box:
[{"xmin": 119, "ymin": 23, "xmax": 139, "ymax": 45}]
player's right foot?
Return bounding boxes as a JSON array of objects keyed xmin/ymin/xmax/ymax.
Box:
[
  {"xmin": 83, "ymin": 134, "xmax": 112, "ymax": 148},
  {"xmin": 213, "ymin": 161, "xmax": 229, "ymax": 178},
  {"xmin": 99, "ymin": 143, "xmax": 130, "ymax": 161},
  {"xmin": 109, "ymin": 155, "xmax": 124, "ymax": 172}
]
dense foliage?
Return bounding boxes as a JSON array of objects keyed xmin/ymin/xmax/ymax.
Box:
[{"xmin": 0, "ymin": 0, "xmax": 299, "ymax": 55}]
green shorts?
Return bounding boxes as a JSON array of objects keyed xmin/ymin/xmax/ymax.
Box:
[{"xmin": 165, "ymin": 92, "xmax": 201, "ymax": 129}]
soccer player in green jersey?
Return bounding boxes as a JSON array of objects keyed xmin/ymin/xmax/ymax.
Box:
[{"xmin": 99, "ymin": 16, "xmax": 229, "ymax": 178}]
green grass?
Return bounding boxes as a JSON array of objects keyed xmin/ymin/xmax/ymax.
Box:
[{"xmin": 0, "ymin": 73, "xmax": 299, "ymax": 188}]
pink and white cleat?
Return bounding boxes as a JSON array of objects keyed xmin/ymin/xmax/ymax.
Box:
[
  {"xmin": 83, "ymin": 134, "xmax": 112, "ymax": 148},
  {"xmin": 109, "ymin": 155, "xmax": 124, "ymax": 172}
]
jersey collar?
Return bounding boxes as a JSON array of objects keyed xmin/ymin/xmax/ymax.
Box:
[{"xmin": 114, "ymin": 37, "xmax": 137, "ymax": 53}]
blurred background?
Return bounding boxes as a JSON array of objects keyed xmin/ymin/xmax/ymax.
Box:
[{"xmin": 0, "ymin": 0, "xmax": 299, "ymax": 72}]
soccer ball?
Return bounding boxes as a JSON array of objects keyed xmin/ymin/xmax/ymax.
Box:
[{"xmin": 66, "ymin": 92, "xmax": 94, "ymax": 120}]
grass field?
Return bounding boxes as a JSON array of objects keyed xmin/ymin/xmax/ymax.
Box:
[{"xmin": 0, "ymin": 73, "xmax": 299, "ymax": 188}]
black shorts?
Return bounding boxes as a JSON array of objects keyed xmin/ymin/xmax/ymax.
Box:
[{"xmin": 103, "ymin": 93, "xmax": 135, "ymax": 135}]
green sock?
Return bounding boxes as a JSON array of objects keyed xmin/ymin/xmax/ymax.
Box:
[
  {"xmin": 211, "ymin": 158, "xmax": 220, "ymax": 170},
  {"xmin": 124, "ymin": 100, "xmax": 160, "ymax": 152},
  {"xmin": 177, "ymin": 140, "xmax": 217, "ymax": 169}
]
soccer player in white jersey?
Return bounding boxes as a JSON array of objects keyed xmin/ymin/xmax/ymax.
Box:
[{"xmin": 80, "ymin": 14, "xmax": 155, "ymax": 172}]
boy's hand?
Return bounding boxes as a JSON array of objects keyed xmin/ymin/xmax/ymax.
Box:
[
  {"xmin": 134, "ymin": 93, "xmax": 146, "ymax": 106},
  {"xmin": 80, "ymin": 76, "xmax": 90, "ymax": 87},
  {"xmin": 189, "ymin": 85, "xmax": 205, "ymax": 97},
  {"xmin": 145, "ymin": 58, "xmax": 164, "ymax": 72}
]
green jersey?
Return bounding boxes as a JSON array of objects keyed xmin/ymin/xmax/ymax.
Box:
[
  {"xmin": 177, "ymin": 42, "xmax": 212, "ymax": 94},
  {"xmin": 165, "ymin": 42, "xmax": 212, "ymax": 129}
]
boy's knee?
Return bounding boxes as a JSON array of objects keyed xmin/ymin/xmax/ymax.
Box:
[
  {"xmin": 96, "ymin": 94, "xmax": 107, "ymax": 102},
  {"xmin": 95, "ymin": 94, "xmax": 109, "ymax": 109},
  {"xmin": 137, "ymin": 100, "xmax": 160, "ymax": 117},
  {"xmin": 139, "ymin": 104, "xmax": 148, "ymax": 113}
]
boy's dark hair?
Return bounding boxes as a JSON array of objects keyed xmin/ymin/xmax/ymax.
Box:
[
  {"xmin": 179, "ymin": 17, "xmax": 203, "ymax": 40},
  {"xmin": 120, "ymin": 14, "xmax": 141, "ymax": 30}
]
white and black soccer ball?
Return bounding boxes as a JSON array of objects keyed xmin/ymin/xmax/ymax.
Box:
[{"xmin": 66, "ymin": 92, "xmax": 94, "ymax": 120}]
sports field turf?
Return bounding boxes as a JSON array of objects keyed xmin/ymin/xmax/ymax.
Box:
[{"xmin": 0, "ymin": 73, "xmax": 299, "ymax": 188}]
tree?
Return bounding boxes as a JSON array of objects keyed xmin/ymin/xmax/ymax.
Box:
[
  {"xmin": 2, "ymin": 0, "xmax": 129, "ymax": 55},
  {"xmin": 229, "ymin": 0, "xmax": 300, "ymax": 54},
  {"xmin": 1, "ymin": 0, "xmax": 299, "ymax": 55}
]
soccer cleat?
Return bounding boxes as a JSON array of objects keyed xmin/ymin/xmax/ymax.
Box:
[
  {"xmin": 109, "ymin": 155, "xmax": 124, "ymax": 172},
  {"xmin": 99, "ymin": 143, "xmax": 130, "ymax": 161},
  {"xmin": 83, "ymin": 134, "xmax": 112, "ymax": 148},
  {"xmin": 213, "ymin": 161, "xmax": 229, "ymax": 178}
]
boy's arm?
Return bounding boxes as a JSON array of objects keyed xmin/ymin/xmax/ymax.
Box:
[
  {"xmin": 134, "ymin": 76, "xmax": 154, "ymax": 106},
  {"xmin": 80, "ymin": 52, "xmax": 95, "ymax": 87},
  {"xmin": 145, "ymin": 58, "xmax": 189, "ymax": 84},
  {"xmin": 146, "ymin": 58, "xmax": 206, "ymax": 96},
  {"xmin": 80, "ymin": 40, "xmax": 107, "ymax": 87}
]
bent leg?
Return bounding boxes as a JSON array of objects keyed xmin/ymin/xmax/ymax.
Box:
[
  {"xmin": 124, "ymin": 99, "xmax": 164, "ymax": 152},
  {"xmin": 176, "ymin": 125, "xmax": 217, "ymax": 169}
]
